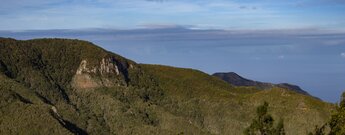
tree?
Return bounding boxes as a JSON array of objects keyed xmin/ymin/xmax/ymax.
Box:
[
  {"xmin": 309, "ymin": 92, "xmax": 345, "ymax": 135},
  {"xmin": 309, "ymin": 125, "xmax": 326, "ymax": 135},
  {"xmin": 244, "ymin": 102, "xmax": 285, "ymax": 135},
  {"xmin": 329, "ymin": 92, "xmax": 345, "ymax": 135},
  {"xmin": 273, "ymin": 119, "xmax": 285, "ymax": 135}
]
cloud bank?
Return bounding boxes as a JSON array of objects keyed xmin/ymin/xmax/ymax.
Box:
[
  {"xmin": 1, "ymin": 27, "xmax": 345, "ymax": 102},
  {"xmin": 0, "ymin": 0, "xmax": 344, "ymax": 30}
]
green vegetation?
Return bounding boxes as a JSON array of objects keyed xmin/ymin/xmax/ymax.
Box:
[
  {"xmin": 0, "ymin": 73, "xmax": 71, "ymax": 135},
  {"xmin": 329, "ymin": 92, "xmax": 345, "ymax": 134},
  {"xmin": 244, "ymin": 102, "xmax": 285, "ymax": 135},
  {"xmin": 0, "ymin": 38, "xmax": 335, "ymax": 135},
  {"xmin": 140, "ymin": 64, "xmax": 333, "ymax": 135},
  {"xmin": 309, "ymin": 92, "xmax": 345, "ymax": 135},
  {"xmin": 0, "ymin": 38, "xmax": 134, "ymax": 103}
]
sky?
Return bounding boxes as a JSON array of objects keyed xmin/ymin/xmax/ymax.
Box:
[
  {"xmin": 1, "ymin": 0, "xmax": 345, "ymax": 30},
  {"xmin": 0, "ymin": 0, "xmax": 345, "ymax": 102}
]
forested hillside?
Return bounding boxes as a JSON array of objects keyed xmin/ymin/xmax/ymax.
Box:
[{"xmin": 0, "ymin": 38, "xmax": 334, "ymax": 135}]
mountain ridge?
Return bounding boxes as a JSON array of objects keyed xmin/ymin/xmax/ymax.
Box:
[
  {"xmin": 213, "ymin": 72, "xmax": 311, "ymax": 96},
  {"xmin": 0, "ymin": 38, "xmax": 333, "ymax": 135}
]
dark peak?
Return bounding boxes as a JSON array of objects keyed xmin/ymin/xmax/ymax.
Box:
[
  {"xmin": 213, "ymin": 72, "xmax": 239, "ymax": 76},
  {"xmin": 212, "ymin": 72, "xmax": 258, "ymax": 87},
  {"xmin": 213, "ymin": 71, "xmax": 312, "ymax": 96},
  {"xmin": 0, "ymin": 37, "xmax": 15, "ymax": 40},
  {"xmin": 276, "ymin": 83, "xmax": 309, "ymax": 95},
  {"xmin": 277, "ymin": 83, "xmax": 300, "ymax": 88}
]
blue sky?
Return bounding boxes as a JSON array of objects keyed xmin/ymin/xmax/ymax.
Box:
[
  {"xmin": 0, "ymin": 0, "xmax": 345, "ymax": 30},
  {"xmin": 0, "ymin": 0, "xmax": 345, "ymax": 102}
]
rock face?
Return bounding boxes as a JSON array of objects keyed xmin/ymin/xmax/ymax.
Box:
[
  {"xmin": 72, "ymin": 58, "xmax": 129, "ymax": 89},
  {"xmin": 73, "ymin": 60, "xmax": 100, "ymax": 89},
  {"xmin": 0, "ymin": 38, "xmax": 136, "ymax": 103},
  {"xmin": 99, "ymin": 58, "xmax": 120, "ymax": 75},
  {"xmin": 213, "ymin": 72, "xmax": 311, "ymax": 96}
]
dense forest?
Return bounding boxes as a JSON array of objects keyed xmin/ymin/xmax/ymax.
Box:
[{"xmin": 0, "ymin": 38, "xmax": 339, "ymax": 135}]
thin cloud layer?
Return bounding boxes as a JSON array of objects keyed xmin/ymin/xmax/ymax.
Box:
[
  {"xmin": 1, "ymin": 27, "xmax": 345, "ymax": 102},
  {"xmin": 0, "ymin": 0, "xmax": 344, "ymax": 30}
]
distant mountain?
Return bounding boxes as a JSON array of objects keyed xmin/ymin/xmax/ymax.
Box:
[
  {"xmin": 212, "ymin": 72, "xmax": 311, "ymax": 96},
  {"xmin": 0, "ymin": 38, "xmax": 332, "ymax": 135}
]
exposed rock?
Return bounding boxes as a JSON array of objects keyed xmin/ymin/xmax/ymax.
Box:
[
  {"xmin": 76, "ymin": 60, "xmax": 88, "ymax": 75},
  {"xmin": 72, "ymin": 58, "xmax": 126, "ymax": 89},
  {"xmin": 72, "ymin": 74, "xmax": 100, "ymax": 89},
  {"xmin": 298, "ymin": 102, "xmax": 308, "ymax": 111},
  {"xmin": 100, "ymin": 58, "xmax": 119, "ymax": 75},
  {"xmin": 76, "ymin": 59, "xmax": 120, "ymax": 76}
]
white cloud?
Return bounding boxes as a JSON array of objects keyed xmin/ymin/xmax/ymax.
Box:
[
  {"xmin": 341, "ymin": 52, "xmax": 345, "ymax": 58},
  {"xmin": 323, "ymin": 39, "xmax": 345, "ymax": 46},
  {"xmin": 0, "ymin": 0, "xmax": 279, "ymax": 30}
]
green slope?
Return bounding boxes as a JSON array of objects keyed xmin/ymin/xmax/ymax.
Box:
[
  {"xmin": 0, "ymin": 74, "xmax": 72, "ymax": 135},
  {"xmin": 0, "ymin": 38, "xmax": 334, "ymax": 135},
  {"xmin": 140, "ymin": 64, "xmax": 333, "ymax": 135}
]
